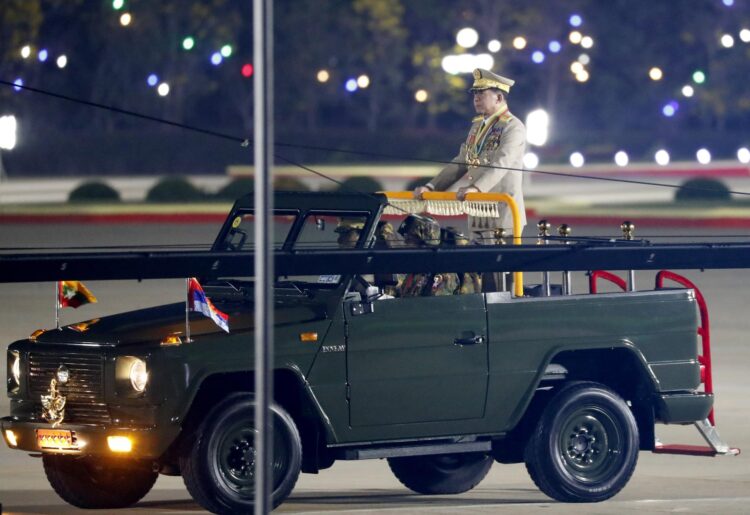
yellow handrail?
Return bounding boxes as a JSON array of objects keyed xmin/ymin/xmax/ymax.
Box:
[{"xmin": 382, "ymin": 191, "xmax": 524, "ymax": 297}]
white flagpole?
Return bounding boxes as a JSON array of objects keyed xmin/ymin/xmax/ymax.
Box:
[
  {"xmin": 55, "ymin": 281, "xmax": 60, "ymax": 330},
  {"xmin": 185, "ymin": 278, "xmax": 192, "ymax": 342}
]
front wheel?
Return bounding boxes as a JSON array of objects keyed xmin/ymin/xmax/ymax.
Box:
[
  {"xmin": 524, "ymin": 381, "xmax": 639, "ymax": 502},
  {"xmin": 388, "ymin": 452, "xmax": 493, "ymax": 495},
  {"xmin": 180, "ymin": 394, "xmax": 302, "ymax": 513},
  {"xmin": 42, "ymin": 455, "xmax": 157, "ymax": 509}
]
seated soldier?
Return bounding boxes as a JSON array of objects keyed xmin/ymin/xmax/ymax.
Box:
[
  {"xmin": 335, "ymin": 218, "xmax": 364, "ymax": 248},
  {"xmin": 374, "ymin": 221, "xmax": 404, "ymax": 297},
  {"xmin": 441, "ymin": 227, "xmax": 482, "ymax": 294},
  {"xmin": 396, "ymin": 214, "xmax": 459, "ymax": 297}
]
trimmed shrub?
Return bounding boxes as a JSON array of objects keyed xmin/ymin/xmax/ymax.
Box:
[
  {"xmin": 68, "ymin": 181, "xmax": 121, "ymax": 203},
  {"xmin": 674, "ymin": 177, "xmax": 731, "ymax": 202},
  {"xmin": 146, "ymin": 177, "xmax": 206, "ymax": 202},
  {"xmin": 215, "ymin": 177, "xmax": 253, "ymax": 200},
  {"xmin": 337, "ymin": 176, "xmax": 384, "ymax": 194},
  {"xmin": 274, "ymin": 176, "xmax": 310, "ymax": 191}
]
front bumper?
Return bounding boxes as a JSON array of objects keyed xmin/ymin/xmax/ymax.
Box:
[{"xmin": 1, "ymin": 416, "xmax": 173, "ymax": 459}]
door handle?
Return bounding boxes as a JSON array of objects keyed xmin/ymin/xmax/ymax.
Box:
[{"xmin": 454, "ymin": 334, "xmax": 485, "ymax": 346}]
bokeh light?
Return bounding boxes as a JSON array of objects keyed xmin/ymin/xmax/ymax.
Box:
[
  {"xmin": 441, "ymin": 53, "xmax": 494, "ymax": 74},
  {"xmin": 120, "ymin": 13, "xmax": 132, "ymax": 26},
  {"xmin": 696, "ymin": 148, "xmax": 711, "ymax": 164},
  {"xmin": 523, "ymin": 152, "xmax": 540, "ymax": 169},
  {"xmin": 578, "ymin": 53, "xmax": 590, "ymax": 65},
  {"xmin": 548, "ymin": 40, "xmax": 562, "ymax": 53},
  {"xmin": 738, "ymin": 147, "xmax": 750, "ymax": 164},
  {"xmin": 415, "ymin": 89, "xmax": 429, "ymax": 102},
  {"xmin": 570, "ymin": 152, "xmax": 585, "ymax": 167},
  {"xmin": 211, "ymin": 52, "xmax": 223, "ymax": 65},
  {"xmin": 681, "ymin": 85, "xmax": 694, "ymax": 97},
  {"xmin": 357, "ymin": 74, "xmax": 370, "ymax": 88},
  {"xmin": 576, "ymin": 70, "xmax": 590, "ymax": 82},
  {"xmin": 316, "ymin": 69, "xmax": 329, "ymax": 82},
  {"xmin": 241, "ymin": 64, "xmax": 254, "ymax": 78},
  {"xmin": 345, "ymin": 78, "xmax": 358, "ymax": 92},
  {"xmin": 38, "ymin": 49, "xmax": 48, "ymax": 62},
  {"xmin": 721, "ymin": 34, "xmax": 735, "ymax": 48},
  {"xmin": 569, "ymin": 31, "xmax": 582, "ymax": 44},
  {"xmin": 723, "ymin": 0, "xmax": 735, "ymax": 7},
  {"xmin": 614, "ymin": 151, "xmax": 629, "ymax": 167},
  {"xmin": 569, "ymin": 14, "xmax": 583, "ymax": 27},
  {"xmin": 112, "ymin": 0, "xmax": 124, "ymax": 9},
  {"xmin": 220, "ymin": 45, "xmax": 233, "ymax": 57},
  {"xmin": 649, "ymin": 67, "xmax": 663, "ymax": 81},
  {"xmin": 147, "ymin": 74, "xmax": 158, "ymax": 87},
  {"xmin": 20, "ymin": 45, "xmax": 31, "ymax": 59},
  {"xmin": 0, "ymin": 115, "xmax": 17, "ymax": 150},
  {"xmin": 56, "ymin": 55, "xmax": 67, "ymax": 68},
  {"xmin": 182, "ymin": 37, "xmax": 195, "ymax": 50},
  {"xmin": 692, "ymin": 70, "xmax": 706, "ymax": 84},
  {"xmin": 580, "ymin": 36, "xmax": 594, "ymax": 49},
  {"xmin": 740, "ymin": 29, "xmax": 750, "ymax": 43},
  {"xmin": 456, "ymin": 28, "xmax": 479, "ymax": 49},
  {"xmin": 532, "ymin": 51, "xmax": 545, "ymax": 63},
  {"xmin": 157, "ymin": 83, "xmax": 170, "ymax": 96},
  {"xmin": 655, "ymin": 149, "xmax": 670, "ymax": 166},
  {"xmin": 12, "ymin": 78, "xmax": 23, "ymax": 92},
  {"xmin": 526, "ymin": 109, "xmax": 549, "ymax": 146},
  {"xmin": 570, "ymin": 61, "xmax": 584, "ymax": 74},
  {"xmin": 513, "ymin": 36, "xmax": 527, "ymax": 50},
  {"xmin": 488, "ymin": 40, "xmax": 501, "ymax": 52},
  {"xmin": 662, "ymin": 101, "xmax": 678, "ymax": 117}
]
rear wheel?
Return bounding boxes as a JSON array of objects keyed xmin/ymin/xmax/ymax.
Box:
[
  {"xmin": 388, "ymin": 452, "xmax": 493, "ymax": 495},
  {"xmin": 43, "ymin": 455, "xmax": 157, "ymax": 509},
  {"xmin": 524, "ymin": 381, "xmax": 639, "ymax": 502},
  {"xmin": 180, "ymin": 394, "xmax": 302, "ymax": 513}
]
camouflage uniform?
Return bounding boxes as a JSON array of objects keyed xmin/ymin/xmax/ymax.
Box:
[
  {"xmin": 442, "ymin": 227, "xmax": 482, "ymax": 294},
  {"xmin": 396, "ymin": 215, "xmax": 459, "ymax": 297},
  {"xmin": 374, "ymin": 221, "xmax": 404, "ymax": 296}
]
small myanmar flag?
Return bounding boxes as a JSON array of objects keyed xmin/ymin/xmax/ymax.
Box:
[{"xmin": 58, "ymin": 281, "xmax": 98, "ymax": 309}]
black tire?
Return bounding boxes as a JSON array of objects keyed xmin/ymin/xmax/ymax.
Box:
[
  {"xmin": 388, "ymin": 452, "xmax": 493, "ymax": 495},
  {"xmin": 524, "ymin": 381, "xmax": 639, "ymax": 502},
  {"xmin": 42, "ymin": 455, "xmax": 157, "ymax": 509},
  {"xmin": 180, "ymin": 394, "xmax": 302, "ymax": 513}
]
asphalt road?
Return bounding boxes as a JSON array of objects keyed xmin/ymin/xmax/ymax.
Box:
[{"xmin": 0, "ymin": 223, "xmax": 749, "ymax": 514}]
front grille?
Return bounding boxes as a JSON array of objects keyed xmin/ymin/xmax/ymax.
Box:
[{"xmin": 29, "ymin": 352, "xmax": 111, "ymax": 425}]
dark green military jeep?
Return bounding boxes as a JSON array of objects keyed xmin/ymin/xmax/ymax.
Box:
[{"xmin": 2, "ymin": 191, "xmax": 735, "ymax": 513}]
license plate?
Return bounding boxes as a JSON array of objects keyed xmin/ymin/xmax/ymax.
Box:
[{"xmin": 36, "ymin": 429, "xmax": 77, "ymax": 450}]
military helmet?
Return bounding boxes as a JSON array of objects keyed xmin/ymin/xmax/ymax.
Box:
[
  {"xmin": 398, "ymin": 214, "xmax": 440, "ymax": 246},
  {"xmin": 334, "ymin": 218, "xmax": 365, "ymax": 233},
  {"xmin": 441, "ymin": 227, "xmax": 470, "ymax": 246}
]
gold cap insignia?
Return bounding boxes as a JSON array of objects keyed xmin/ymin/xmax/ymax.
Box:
[{"xmin": 469, "ymin": 69, "xmax": 515, "ymax": 93}]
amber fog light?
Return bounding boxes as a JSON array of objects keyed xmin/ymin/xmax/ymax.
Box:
[
  {"xmin": 4, "ymin": 429, "xmax": 18, "ymax": 447},
  {"xmin": 107, "ymin": 436, "xmax": 132, "ymax": 453}
]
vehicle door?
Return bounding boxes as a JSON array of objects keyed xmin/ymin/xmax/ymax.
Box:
[{"xmin": 344, "ymin": 292, "xmax": 488, "ymax": 427}]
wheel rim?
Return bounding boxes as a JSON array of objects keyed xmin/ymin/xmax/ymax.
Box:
[
  {"xmin": 558, "ymin": 406, "xmax": 624, "ymax": 483},
  {"xmin": 217, "ymin": 423, "xmax": 258, "ymax": 495},
  {"xmin": 215, "ymin": 415, "xmax": 293, "ymax": 496}
]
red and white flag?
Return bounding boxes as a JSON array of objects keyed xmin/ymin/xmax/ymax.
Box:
[{"xmin": 187, "ymin": 278, "xmax": 229, "ymax": 333}]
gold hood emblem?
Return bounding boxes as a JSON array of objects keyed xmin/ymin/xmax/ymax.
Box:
[{"xmin": 41, "ymin": 378, "xmax": 66, "ymax": 427}]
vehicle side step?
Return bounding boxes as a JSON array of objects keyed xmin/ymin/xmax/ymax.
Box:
[
  {"xmin": 654, "ymin": 419, "xmax": 740, "ymax": 457},
  {"xmin": 335, "ymin": 440, "xmax": 492, "ymax": 460}
]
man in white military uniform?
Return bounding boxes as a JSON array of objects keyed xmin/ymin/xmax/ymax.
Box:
[{"xmin": 414, "ymin": 68, "xmax": 527, "ymax": 237}]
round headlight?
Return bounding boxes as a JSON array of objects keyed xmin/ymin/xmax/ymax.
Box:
[
  {"xmin": 11, "ymin": 352, "xmax": 21, "ymax": 386},
  {"xmin": 129, "ymin": 359, "xmax": 148, "ymax": 392}
]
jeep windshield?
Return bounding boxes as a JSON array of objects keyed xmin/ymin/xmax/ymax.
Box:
[{"xmin": 213, "ymin": 208, "xmax": 372, "ymax": 289}]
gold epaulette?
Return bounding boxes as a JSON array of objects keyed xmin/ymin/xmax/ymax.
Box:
[
  {"xmin": 471, "ymin": 115, "xmax": 484, "ymax": 123},
  {"xmin": 498, "ymin": 111, "xmax": 513, "ymax": 123}
]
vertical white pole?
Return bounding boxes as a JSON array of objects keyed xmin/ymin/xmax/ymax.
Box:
[
  {"xmin": 185, "ymin": 278, "xmax": 192, "ymax": 342},
  {"xmin": 55, "ymin": 281, "xmax": 60, "ymax": 329},
  {"xmin": 253, "ymin": 0, "xmax": 274, "ymax": 512}
]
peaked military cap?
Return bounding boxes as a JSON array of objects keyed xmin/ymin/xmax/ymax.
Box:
[{"xmin": 469, "ymin": 68, "xmax": 515, "ymax": 93}]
